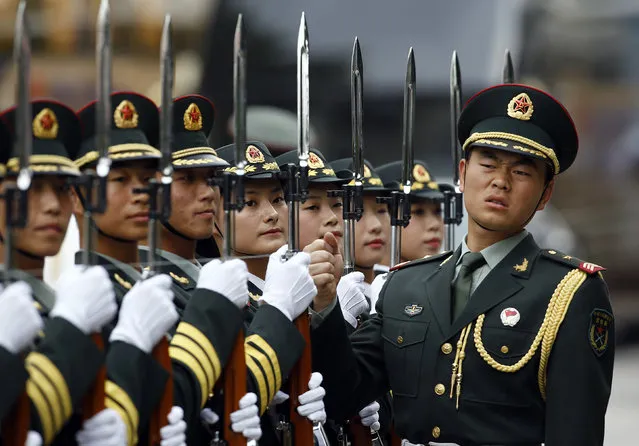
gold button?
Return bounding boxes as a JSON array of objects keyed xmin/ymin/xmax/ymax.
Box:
[
  {"xmin": 434, "ymin": 383, "xmax": 446, "ymax": 395},
  {"xmin": 501, "ymin": 345, "xmax": 509, "ymax": 354},
  {"xmin": 548, "ymin": 250, "xmax": 556, "ymax": 254},
  {"xmin": 432, "ymin": 426, "xmax": 441, "ymax": 438},
  {"xmin": 441, "ymin": 342, "xmax": 453, "ymax": 355},
  {"xmin": 397, "ymin": 335, "xmax": 404, "ymax": 344}
]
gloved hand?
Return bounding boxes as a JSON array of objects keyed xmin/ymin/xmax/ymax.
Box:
[
  {"xmin": 297, "ymin": 372, "xmax": 326, "ymax": 424},
  {"xmin": 369, "ymin": 273, "xmax": 387, "ymax": 315},
  {"xmin": 358, "ymin": 401, "xmax": 380, "ymax": 431},
  {"xmin": 25, "ymin": 431, "xmax": 42, "ymax": 446},
  {"xmin": 261, "ymin": 245, "xmax": 317, "ymax": 321},
  {"xmin": 337, "ymin": 272, "xmax": 368, "ymax": 328},
  {"xmin": 50, "ymin": 265, "xmax": 117, "ymax": 334},
  {"xmin": 197, "ymin": 258, "xmax": 249, "ymax": 309},
  {"xmin": 75, "ymin": 408, "xmax": 127, "ymax": 446},
  {"xmin": 0, "ymin": 282, "xmax": 42, "ymax": 354},
  {"xmin": 230, "ymin": 392, "xmax": 262, "ymax": 441},
  {"xmin": 200, "ymin": 407, "xmax": 220, "ymax": 426},
  {"xmin": 428, "ymin": 443, "xmax": 461, "ymax": 446},
  {"xmin": 109, "ymin": 274, "xmax": 178, "ymax": 353},
  {"xmin": 160, "ymin": 406, "xmax": 187, "ymax": 446},
  {"xmin": 271, "ymin": 390, "xmax": 290, "ymax": 406}
]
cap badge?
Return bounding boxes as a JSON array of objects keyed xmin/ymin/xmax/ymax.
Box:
[
  {"xmin": 33, "ymin": 108, "xmax": 58, "ymax": 139},
  {"xmin": 246, "ymin": 145, "xmax": 265, "ymax": 163},
  {"xmin": 363, "ymin": 164, "xmax": 372, "ymax": 178},
  {"xmin": 507, "ymin": 92, "xmax": 534, "ymax": 121},
  {"xmin": 308, "ymin": 152, "xmax": 324, "ymax": 169},
  {"xmin": 413, "ymin": 164, "xmax": 431, "ymax": 183},
  {"xmin": 114, "ymin": 100, "xmax": 139, "ymax": 129},
  {"xmin": 183, "ymin": 103, "xmax": 203, "ymax": 131}
]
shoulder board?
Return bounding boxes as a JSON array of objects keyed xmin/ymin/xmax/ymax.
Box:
[
  {"xmin": 540, "ymin": 249, "xmax": 606, "ymax": 275},
  {"xmin": 390, "ymin": 251, "xmax": 453, "ymax": 272}
]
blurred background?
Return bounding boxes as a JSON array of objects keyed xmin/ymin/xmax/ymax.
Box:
[{"xmin": 0, "ymin": 0, "xmax": 636, "ymax": 441}]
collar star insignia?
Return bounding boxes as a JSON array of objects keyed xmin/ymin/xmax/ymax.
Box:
[
  {"xmin": 507, "ymin": 92, "xmax": 534, "ymax": 121},
  {"xmin": 169, "ymin": 271, "xmax": 190, "ymax": 284},
  {"xmin": 513, "ymin": 257, "xmax": 528, "ymax": 272}
]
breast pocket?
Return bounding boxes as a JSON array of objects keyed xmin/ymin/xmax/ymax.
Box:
[
  {"xmin": 382, "ymin": 317, "xmax": 429, "ymax": 397},
  {"xmin": 480, "ymin": 326, "xmax": 536, "ymax": 363}
]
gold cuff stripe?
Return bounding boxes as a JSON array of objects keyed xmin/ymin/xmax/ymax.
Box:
[
  {"xmin": 462, "ymin": 131, "xmax": 560, "ymax": 174},
  {"xmin": 26, "ymin": 379, "xmax": 55, "ymax": 444},
  {"xmin": 26, "ymin": 352, "xmax": 72, "ymax": 421},
  {"xmin": 246, "ymin": 345, "xmax": 276, "ymax": 403},
  {"xmin": 171, "ymin": 333, "xmax": 216, "ymax": 394},
  {"xmin": 106, "ymin": 380, "xmax": 139, "ymax": 446},
  {"xmin": 169, "ymin": 345, "xmax": 210, "ymax": 408},
  {"xmin": 175, "ymin": 322, "xmax": 221, "ymax": 379},
  {"xmin": 26, "ymin": 364, "xmax": 64, "ymax": 433},
  {"xmin": 245, "ymin": 334, "xmax": 282, "ymax": 392},
  {"xmin": 246, "ymin": 354, "xmax": 269, "ymax": 414},
  {"xmin": 74, "ymin": 144, "xmax": 161, "ymax": 168}
]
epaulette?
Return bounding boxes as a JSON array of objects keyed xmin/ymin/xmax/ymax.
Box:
[
  {"xmin": 390, "ymin": 250, "xmax": 453, "ymax": 272},
  {"xmin": 540, "ymin": 249, "xmax": 605, "ymax": 275}
]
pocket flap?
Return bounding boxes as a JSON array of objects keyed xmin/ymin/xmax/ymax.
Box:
[{"xmin": 382, "ymin": 317, "xmax": 429, "ymax": 348}]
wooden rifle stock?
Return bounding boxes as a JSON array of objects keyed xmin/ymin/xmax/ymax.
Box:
[
  {"xmin": 289, "ymin": 314, "xmax": 314, "ymax": 446},
  {"xmin": 149, "ymin": 337, "xmax": 173, "ymax": 445},
  {"xmin": 223, "ymin": 331, "xmax": 247, "ymax": 446},
  {"xmin": 348, "ymin": 419, "xmax": 372, "ymax": 446},
  {"xmin": 81, "ymin": 333, "xmax": 106, "ymax": 420},
  {"xmin": 2, "ymin": 390, "xmax": 29, "ymax": 446}
]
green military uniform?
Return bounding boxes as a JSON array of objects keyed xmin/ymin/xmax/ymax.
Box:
[
  {"xmin": 0, "ymin": 346, "xmax": 28, "ymax": 420},
  {"xmin": 311, "ymin": 85, "xmax": 614, "ymax": 446},
  {"xmin": 0, "ymin": 101, "xmax": 105, "ymax": 445}
]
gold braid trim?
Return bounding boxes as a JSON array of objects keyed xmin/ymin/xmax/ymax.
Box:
[
  {"xmin": 463, "ymin": 131, "xmax": 560, "ymax": 174},
  {"xmin": 449, "ymin": 322, "xmax": 473, "ymax": 409},
  {"xmin": 473, "ymin": 268, "xmax": 587, "ymax": 400},
  {"xmin": 538, "ymin": 269, "xmax": 587, "ymax": 399}
]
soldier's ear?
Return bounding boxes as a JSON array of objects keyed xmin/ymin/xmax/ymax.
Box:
[
  {"xmin": 536, "ymin": 178, "xmax": 555, "ymax": 211},
  {"xmin": 459, "ymin": 159, "xmax": 467, "ymax": 193},
  {"xmin": 70, "ymin": 186, "xmax": 85, "ymax": 214}
]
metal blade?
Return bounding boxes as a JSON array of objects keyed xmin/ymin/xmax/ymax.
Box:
[
  {"xmin": 449, "ymin": 51, "xmax": 462, "ymax": 187},
  {"xmin": 502, "ymin": 49, "xmax": 515, "ymax": 84},
  {"xmin": 96, "ymin": 0, "xmax": 111, "ymax": 171},
  {"xmin": 14, "ymin": 0, "xmax": 31, "ymax": 189},
  {"xmin": 233, "ymin": 13, "xmax": 247, "ymax": 170},
  {"xmin": 297, "ymin": 11, "xmax": 310, "ymax": 166},
  {"xmin": 350, "ymin": 37, "xmax": 364, "ymax": 182},
  {"xmin": 159, "ymin": 14, "xmax": 174, "ymax": 178},
  {"xmin": 401, "ymin": 47, "xmax": 415, "ymax": 191}
]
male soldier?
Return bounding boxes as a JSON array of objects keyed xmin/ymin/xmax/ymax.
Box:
[
  {"xmin": 73, "ymin": 92, "xmax": 251, "ymax": 443},
  {"xmin": 0, "ymin": 100, "xmax": 119, "ymax": 445},
  {"xmin": 310, "ymin": 84, "xmax": 614, "ymax": 446}
]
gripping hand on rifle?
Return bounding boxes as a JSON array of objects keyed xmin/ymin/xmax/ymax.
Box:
[
  {"xmin": 200, "ymin": 392, "xmax": 262, "ymax": 441},
  {"xmin": 0, "ymin": 282, "xmax": 42, "ymax": 354},
  {"xmin": 196, "ymin": 258, "xmax": 249, "ymax": 309}
]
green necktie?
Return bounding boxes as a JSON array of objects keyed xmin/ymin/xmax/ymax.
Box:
[{"xmin": 452, "ymin": 252, "xmax": 486, "ymax": 321}]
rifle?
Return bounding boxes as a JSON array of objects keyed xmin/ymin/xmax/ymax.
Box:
[
  {"xmin": 220, "ymin": 14, "xmax": 249, "ymax": 446},
  {"xmin": 502, "ymin": 49, "xmax": 515, "ymax": 84},
  {"xmin": 144, "ymin": 15, "xmax": 175, "ymax": 445},
  {"xmin": 2, "ymin": 2, "xmax": 33, "ymax": 444}
]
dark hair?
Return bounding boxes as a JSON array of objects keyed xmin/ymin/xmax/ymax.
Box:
[{"xmin": 464, "ymin": 147, "xmax": 554, "ymax": 184}]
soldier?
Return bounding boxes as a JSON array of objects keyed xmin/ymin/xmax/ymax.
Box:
[
  {"xmin": 0, "ymin": 100, "xmax": 119, "ymax": 445},
  {"xmin": 73, "ymin": 92, "xmax": 250, "ymax": 444},
  {"xmin": 310, "ymin": 84, "xmax": 614, "ymax": 446},
  {"xmin": 329, "ymin": 158, "xmax": 391, "ymax": 288},
  {"xmin": 376, "ymin": 160, "xmax": 445, "ymax": 262},
  {"xmin": 215, "ymin": 141, "xmax": 326, "ymax": 446},
  {"xmin": 135, "ymin": 93, "xmax": 261, "ymax": 442}
]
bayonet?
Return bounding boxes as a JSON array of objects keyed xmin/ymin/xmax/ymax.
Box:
[{"xmin": 502, "ymin": 49, "xmax": 515, "ymax": 84}]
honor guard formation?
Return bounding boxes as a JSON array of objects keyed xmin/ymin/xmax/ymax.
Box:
[{"xmin": 0, "ymin": 2, "xmax": 614, "ymax": 446}]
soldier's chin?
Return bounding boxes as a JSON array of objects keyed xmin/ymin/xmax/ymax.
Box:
[{"xmin": 23, "ymin": 243, "xmax": 61, "ymax": 258}]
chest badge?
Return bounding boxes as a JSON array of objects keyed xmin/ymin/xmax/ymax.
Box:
[
  {"xmin": 404, "ymin": 304, "xmax": 423, "ymax": 317},
  {"xmin": 500, "ymin": 307, "xmax": 521, "ymax": 327}
]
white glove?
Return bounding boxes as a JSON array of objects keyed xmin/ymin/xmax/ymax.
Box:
[
  {"xmin": 297, "ymin": 372, "xmax": 326, "ymax": 424},
  {"xmin": 160, "ymin": 406, "xmax": 187, "ymax": 446},
  {"xmin": 337, "ymin": 272, "xmax": 368, "ymax": 328},
  {"xmin": 25, "ymin": 431, "xmax": 42, "ymax": 446},
  {"xmin": 428, "ymin": 443, "xmax": 461, "ymax": 446},
  {"xmin": 0, "ymin": 282, "xmax": 42, "ymax": 354},
  {"xmin": 230, "ymin": 392, "xmax": 262, "ymax": 441},
  {"xmin": 197, "ymin": 259, "xmax": 249, "ymax": 309},
  {"xmin": 75, "ymin": 408, "xmax": 127, "ymax": 446},
  {"xmin": 261, "ymin": 245, "xmax": 317, "ymax": 321},
  {"xmin": 358, "ymin": 401, "xmax": 380, "ymax": 431},
  {"xmin": 369, "ymin": 273, "xmax": 387, "ymax": 315},
  {"xmin": 271, "ymin": 390, "xmax": 290, "ymax": 406},
  {"xmin": 50, "ymin": 265, "xmax": 117, "ymax": 334},
  {"xmin": 200, "ymin": 407, "xmax": 220, "ymax": 426},
  {"xmin": 109, "ymin": 275, "xmax": 178, "ymax": 354}
]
